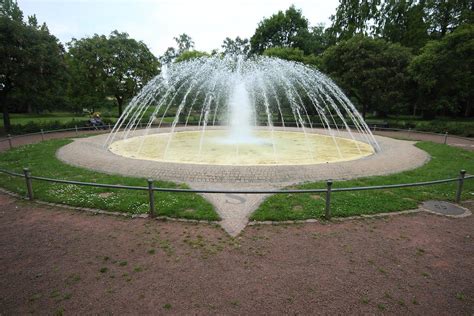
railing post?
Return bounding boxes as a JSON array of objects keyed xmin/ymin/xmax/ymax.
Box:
[
  {"xmin": 75, "ymin": 125, "xmax": 78, "ymax": 136},
  {"xmin": 444, "ymin": 132, "xmax": 448, "ymax": 144},
  {"xmin": 408, "ymin": 128, "xmax": 412, "ymax": 139},
  {"xmin": 23, "ymin": 168, "xmax": 34, "ymax": 200},
  {"xmin": 147, "ymin": 179, "xmax": 155, "ymax": 217},
  {"xmin": 455, "ymin": 170, "xmax": 466, "ymax": 203},
  {"xmin": 373, "ymin": 125, "xmax": 377, "ymax": 132},
  {"xmin": 40, "ymin": 129, "xmax": 44, "ymax": 141},
  {"xmin": 108, "ymin": 123, "xmax": 111, "ymax": 130},
  {"xmin": 325, "ymin": 180, "xmax": 333, "ymax": 220},
  {"xmin": 7, "ymin": 134, "xmax": 12, "ymax": 149}
]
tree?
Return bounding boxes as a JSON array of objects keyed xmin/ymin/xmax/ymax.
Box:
[
  {"xmin": 160, "ymin": 33, "xmax": 195, "ymax": 64},
  {"xmin": 160, "ymin": 47, "xmax": 177, "ymax": 64},
  {"xmin": 174, "ymin": 50, "xmax": 209, "ymax": 63},
  {"xmin": 321, "ymin": 35, "xmax": 413, "ymax": 118},
  {"xmin": 0, "ymin": 0, "xmax": 66, "ymax": 131},
  {"xmin": 327, "ymin": 0, "xmax": 381, "ymax": 42},
  {"xmin": 250, "ymin": 6, "xmax": 311, "ymax": 54},
  {"xmin": 409, "ymin": 25, "xmax": 473, "ymax": 118},
  {"xmin": 425, "ymin": 0, "xmax": 473, "ymax": 38},
  {"xmin": 221, "ymin": 36, "xmax": 250, "ymax": 55},
  {"xmin": 67, "ymin": 31, "xmax": 160, "ymax": 116},
  {"xmin": 263, "ymin": 47, "xmax": 319, "ymax": 66},
  {"xmin": 376, "ymin": 0, "xmax": 429, "ymax": 51},
  {"xmin": 305, "ymin": 24, "xmax": 332, "ymax": 55},
  {"xmin": 174, "ymin": 33, "xmax": 194, "ymax": 53}
]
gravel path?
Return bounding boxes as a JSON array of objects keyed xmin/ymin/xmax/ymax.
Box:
[{"xmin": 0, "ymin": 193, "xmax": 472, "ymax": 315}]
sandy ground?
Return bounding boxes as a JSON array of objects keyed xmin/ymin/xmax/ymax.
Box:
[{"xmin": 0, "ymin": 193, "xmax": 473, "ymax": 315}]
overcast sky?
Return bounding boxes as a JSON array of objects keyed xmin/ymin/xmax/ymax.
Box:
[{"xmin": 18, "ymin": 0, "xmax": 339, "ymax": 56}]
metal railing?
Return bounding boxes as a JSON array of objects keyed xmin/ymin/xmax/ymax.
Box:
[{"xmin": 0, "ymin": 167, "xmax": 471, "ymax": 220}]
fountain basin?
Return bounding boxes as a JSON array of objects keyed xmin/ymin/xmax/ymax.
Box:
[
  {"xmin": 57, "ymin": 127, "xmax": 429, "ymax": 184},
  {"xmin": 109, "ymin": 130, "xmax": 374, "ymax": 166}
]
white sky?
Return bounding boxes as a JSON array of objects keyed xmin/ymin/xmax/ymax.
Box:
[{"xmin": 18, "ymin": 0, "xmax": 339, "ymax": 56}]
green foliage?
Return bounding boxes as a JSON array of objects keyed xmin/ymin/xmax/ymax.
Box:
[
  {"xmin": 0, "ymin": 139, "xmax": 218, "ymax": 220},
  {"xmin": 377, "ymin": 0, "xmax": 429, "ymax": 51},
  {"xmin": 252, "ymin": 142, "xmax": 474, "ymax": 221},
  {"xmin": 175, "ymin": 50, "xmax": 210, "ymax": 63},
  {"xmin": 408, "ymin": 25, "xmax": 473, "ymax": 118},
  {"xmin": 263, "ymin": 47, "xmax": 319, "ymax": 66},
  {"xmin": 160, "ymin": 33, "xmax": 195, "ymax": 63},
  {"xmin": 173, "ymin": 33, "xmax": 194, "ymax": 53},
  {"xmin": 321, "ymin": 35, "xmax": 413, "ymax": 118},
  {"xmin": 67, "ymin": 31, "xmax": 160, "ymax": 116},
  {"xmin": 221, "ymin": 36, "xmax": 250, "ymax": 56},
  {"xmin": 425, "ymin": 0, "xmax": 473, "ymax": 38},
  {"xmin": 250, "ymin": 5, "xmax": 312, "ymax": 54},
  {"xmin": 327, "ymin": 0, "xmax": 380, "ymax": 42},
  {"xmin": 0, "ymin": 0, "xmax": 66, "ymax": 131},
  {"xmin": 366, "ymin": 117, "xmax": 474, "ymax": 137}
]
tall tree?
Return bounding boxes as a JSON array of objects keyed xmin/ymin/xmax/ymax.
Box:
[
  {"xmin": 174, "ymin": 33, "xmax": 194, "ymax": 54},
  {"xmin": 221, "ymin": 36, "xmax": 250, "ymax": 55},
  {"xmin": 327, "ymin": 0, "xmax": 381, "ymax": 42},
  {"xmin": 321, "ymin": 35, "xmax": 413, "ymax": 118},
  {"xmin": 409, "ymin": 25, "xmax": 473, "ymax": 118},
  {"xmin": 160, "ymin": 33, "xmax": 195, "ymax": 64},
  {"xmin": 0, "ymin": 0, "xmax": 66, "ymax": 131},
  {"xmin": 250, "ymin": 6, "xmax": 311, "ymax": 54},
  {"xmin": 377, "ymin": 0, "xmax": 429, "ymax": 51},
  {"xmin": 425, "ymin": 0, "xmax": 473, "ymax": 38},
  {"xmin": 67, "ymin": 31, "xmax": 160, "ymax": 116}
]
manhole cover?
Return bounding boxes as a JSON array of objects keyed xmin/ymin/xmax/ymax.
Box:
[{"xmin": 421, "ymin": 201, "xmax": 468, "ymax": 216}]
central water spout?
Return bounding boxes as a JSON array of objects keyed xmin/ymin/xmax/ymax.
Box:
[{"xmin": 228, "ymin": 81, "xmax": 253, "ymax": 143}]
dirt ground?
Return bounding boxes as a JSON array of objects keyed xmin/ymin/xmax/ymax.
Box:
[{"xmin": 0, "ymin": 193, "xmax": 473, "ymax": 315}]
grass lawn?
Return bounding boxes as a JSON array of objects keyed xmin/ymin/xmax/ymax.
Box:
[
  {"xmin": 252, "ymin": 142, "xmax": 474, "ymax": 221},
  {"xmin": 0, "ymin": 139, "xmax": 218, "ymax": 221},
  {"xmin": 0, "ymin": 139, "xmax": 472, "ymax": 223}
]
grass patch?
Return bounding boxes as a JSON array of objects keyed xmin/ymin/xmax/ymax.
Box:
[
  {"xmin": 252, "ymin": 142, "xmax": 474, "ymax": 221},
  {"xmin": 0, "ymin": 139, "xmax": 218, "ymax": 220}
]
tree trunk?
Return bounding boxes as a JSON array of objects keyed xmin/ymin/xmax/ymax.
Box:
[
  {"xmin": 116, "ymin": 96, "xmax": 123, "ymax": 116},
  {"xmin": 1, "ymin": 79, "xmax": 12, "ymax": 132},
  {"xmin": 1, "ymin": 98, "xmax": 11, "ymax": 133},
  {"xmin": 465, "ymin": 100, "xmax": 472, "ymax": 117},
  {"xmin": 362, "ymin": 104, "xmax": 367, "ymax": 120}
]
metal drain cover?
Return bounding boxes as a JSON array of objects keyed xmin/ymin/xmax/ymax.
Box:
[{"xmin": 421, "ymin": 201, "xmax": 468, "ymax": 216}]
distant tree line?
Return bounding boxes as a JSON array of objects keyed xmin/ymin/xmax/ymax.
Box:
[{"xmin": 0, "ymin": 0, "xmax": 472, "ymax": 131}]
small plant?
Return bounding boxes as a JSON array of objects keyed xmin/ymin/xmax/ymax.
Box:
[
  {"xmin": 133, "ymin": 266, "xmax": 143, "ymax": 272},
  {"xmin": 377, "ymin": 303, "xmax": 386, "ymax": 311},
  {"xmin": 119, "ymin": 261, "xmax": 128, "ymax": 266},
  {"xmin": 99, "ymin": 267, "xmax": 108, "ymax": 273},
  {"xmin": 148, "ymin": 249, "xmax": 156, "ymax": 255},
  {"xmin": 456, "ymin": 292, "xmax": 465, "ymax": 301},
  {"xmin": 163, "ymin": 303, "xmax": 172, "ymax": 310},
  {"xmin": 416, "ymin": 248, "xmax": 425, "ymax": 256}
]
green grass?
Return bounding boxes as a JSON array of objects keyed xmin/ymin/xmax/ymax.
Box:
[
  {"xmin": 252, "ymin": 142, "xmax": 474, "ymax": 221},
  {"xmin": 0, "ymin": 139, "xmax": 218, "ymax": 220},
  {"xmin": 0, "ymin": 112, "xmax": 107, "ymax": 126}
]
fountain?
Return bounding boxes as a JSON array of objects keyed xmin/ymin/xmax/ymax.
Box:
[
  {"xmin": 105, "ymin": 55, "xmax": 380, "ymax": 165},
  {"xmin": 58, "ymin": 55, "xmax": 430, "ymax": 235}
]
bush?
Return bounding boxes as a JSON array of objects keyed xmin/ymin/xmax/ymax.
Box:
[{"xmin": 7, "ymin": 118, "xmax": 115, "ymax": 135}]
